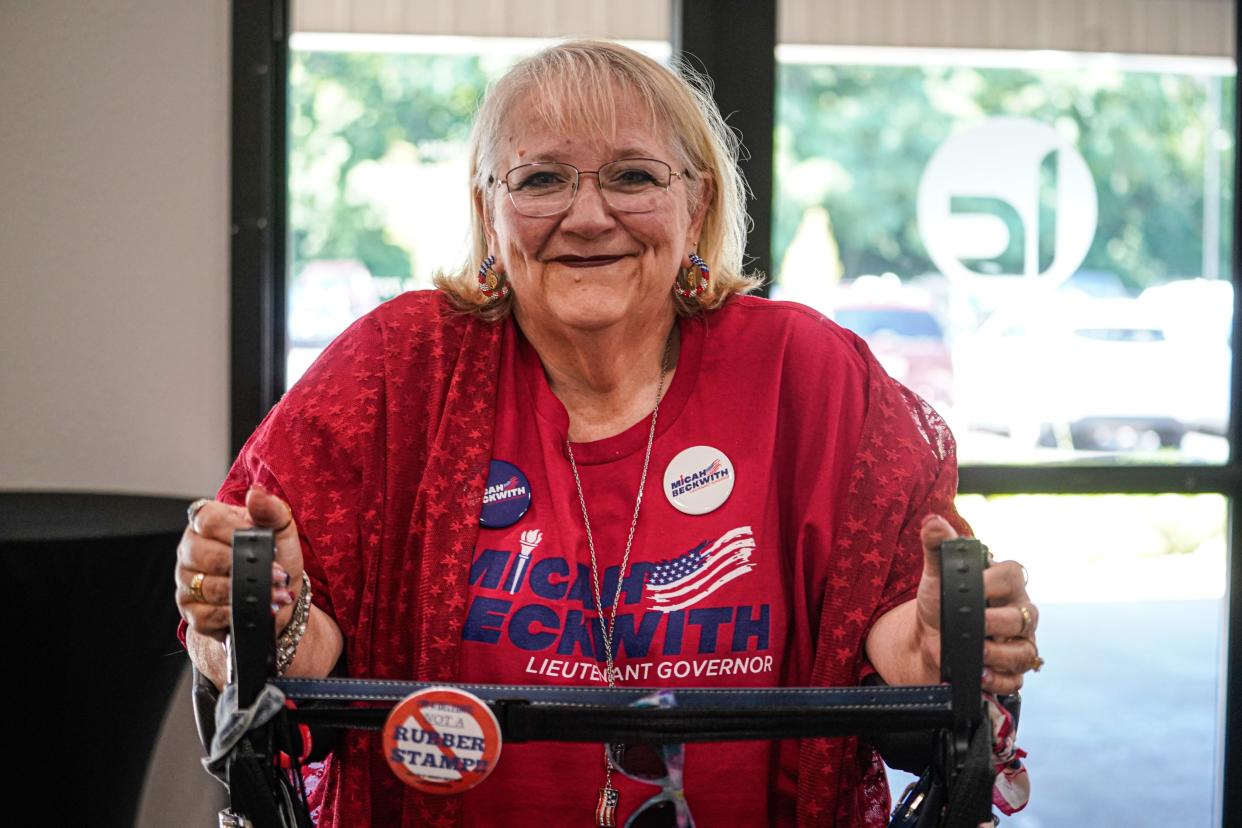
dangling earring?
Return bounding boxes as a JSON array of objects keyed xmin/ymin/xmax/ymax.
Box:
[
  {"xmin": 478, "ymin": 254, "xmax": 510, "ymax": 300},
  {"xmin": 673, "ymin": 253, "xmax": 710, "ymax": 299}
]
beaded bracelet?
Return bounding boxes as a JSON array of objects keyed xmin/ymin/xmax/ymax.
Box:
[{"xmin": 276, "ymin": 571, "xmax": 312, "ymax": 676}]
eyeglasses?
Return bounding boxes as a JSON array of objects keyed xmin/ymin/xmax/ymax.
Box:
[
  {"xmin": 499, "ymin": 158, "xmax": 683, "ymax": 217},
  {"xmin": 607, "ymin": 691, "xmax": 695, "ymax": 828}
]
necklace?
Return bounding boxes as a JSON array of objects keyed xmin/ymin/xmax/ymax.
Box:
[{"xmin": 566, "ymin": 330, "xmax": 673, "ymax": 828}]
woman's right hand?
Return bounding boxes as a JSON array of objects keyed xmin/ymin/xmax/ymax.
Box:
[{"xmin": 175, "ymin": 485, "xmax": 305, "ymax": 642}]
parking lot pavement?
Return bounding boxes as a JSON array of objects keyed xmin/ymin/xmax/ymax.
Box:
[{"xmin": 887, "ymin": 599, "xmax": 1222, "ymax": 826}]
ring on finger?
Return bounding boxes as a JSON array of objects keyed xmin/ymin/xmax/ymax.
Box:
[
  {"xmin": 188, "ymin": 571, "xmax": 207, "ymax": 603},
  {"xmin": 187, "ymin": 498, "xmax": 211, "ymax": 529},
  {"xmin": 1018, "ymin": 605, "xmax": 1033, "ymax": 636},
  {"xmin": 1029, "ymin": 642, "xmax": 1044, "ymax": 673}
]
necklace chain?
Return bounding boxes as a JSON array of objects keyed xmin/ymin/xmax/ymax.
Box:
[
  {"xmin": 566, "ymin": 331, "xmax": 673, "ymax": 823},
  {"xmin": 566, "ymin": 332, "xmax": 672, "ymax": 687}
]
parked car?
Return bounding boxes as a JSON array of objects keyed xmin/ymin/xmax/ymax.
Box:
[
  {"xmin": 955, "ymin": 296, "xmax": 1211, "ymax": 451},
  {"xmin": 287, "ymin": 259, "xmax": 380, "ymax": 386},
  {"xmin": 832, "ymin": 299, "xmax": 955, "ymax": 413},
  {"xmin": 1138, "ymin": 279, "xmax": 1231, "ymax": 438}
]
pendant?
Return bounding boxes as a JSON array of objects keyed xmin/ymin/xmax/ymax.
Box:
[{"xmin": 595, "ymin": 785, "xmax": 619, "ymax": 827}]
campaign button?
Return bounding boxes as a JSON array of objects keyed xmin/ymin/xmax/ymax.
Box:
[
  {"xmin": 479, "ymin": 459, "xmax": 532, "ymax": 528},
  {"xmin": 382, "ymin": 687, "xmax": 502, "ymax": 794},
  {"xmin": 663, "ymin": 445, "xmax": 735, "ymax": 515}
]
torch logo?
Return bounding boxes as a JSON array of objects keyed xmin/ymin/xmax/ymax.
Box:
[{"xmin": 505, "ymin": 528, "xmax": 543, "ymax": 594}]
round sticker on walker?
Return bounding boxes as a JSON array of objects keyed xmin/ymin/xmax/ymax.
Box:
[
  {"xmin": 663, "ymin": 445, "xmax": 735, "ymax": 515},
  {"xmin": 382, "ymin": 687, "xmax": 502, "ymax": 794},
  {"xmin": 479, "ymin": 459, "xmax": 532, "ymax": 528}
]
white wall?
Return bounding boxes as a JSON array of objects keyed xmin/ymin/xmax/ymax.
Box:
[
  {"xmin": 0, "ymin": 0, "xmax": 231, "ymax": 498},
  {"xmin": 0, "ymin": 1, "xmax": 232, "ymax": 821}
]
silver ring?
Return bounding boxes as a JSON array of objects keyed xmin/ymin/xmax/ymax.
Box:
[{"xmin": 186, "ymin": 498, "xmax": 211, "ymax": 529}]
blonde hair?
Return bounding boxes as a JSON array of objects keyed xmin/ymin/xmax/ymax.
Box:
[{"xmin": 435, "ymin": 39, "xmax": 762, "ymax": 319}]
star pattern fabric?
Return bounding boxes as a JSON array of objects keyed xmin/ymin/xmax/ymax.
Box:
[
  {"xmin": 218, "ymin": 292, "xmax": 501, "ymax": 827},
  {"xmin": 795, "ymin": 357, "xmax": 969, "ymax": 828},
  {"xmin": 214, "ymin": 291, "xmax": 967, "ymax": 827}
]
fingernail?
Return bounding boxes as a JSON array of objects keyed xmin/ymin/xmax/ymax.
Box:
[
  {"xmin": 921, "ymin": 513, "xmax": 942, "ymax": 528},
  {"xmin": 251, "ymin": 484, "xmax": 268, "ymax": 496},
  {"xmin": 272, "ymin": 564, "xmax": 290, "ymax": 588},
  {"xmin": 981, "ymin": 667, "xmax": 992, "ymax": 682},
  {"xmin": 274, "ymin": 589, "xmax": 292, "ymax": 605},
  {"xmin": 271, "ymin": 602, "xmax": 281, "ymax": 615}
]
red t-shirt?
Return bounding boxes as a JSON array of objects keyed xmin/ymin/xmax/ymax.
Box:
[{"xmin": 458, "ymin": 298, "xmax": 874, "ymax": 825}]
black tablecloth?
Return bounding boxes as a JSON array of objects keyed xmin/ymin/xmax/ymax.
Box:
[{"xmin": 2, "ymin": 492, "xmax": 191, "ymax": 826}]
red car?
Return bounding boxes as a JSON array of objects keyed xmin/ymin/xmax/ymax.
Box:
[{"xmin": 832, "ymin": 304, "xmax": 955, "ymax": 413}]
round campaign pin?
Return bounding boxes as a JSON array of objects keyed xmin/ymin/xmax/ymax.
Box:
[
  {"xmin": 479, "ymin": 459, "xmax": 532, "ymax": 528},
  {"xmin": 382, "ymin": 687, "xmax": 503, "ymax": 794},
  {"xmin": 663, "ymin": 445, "xmax": 735, "ymax": 515}
]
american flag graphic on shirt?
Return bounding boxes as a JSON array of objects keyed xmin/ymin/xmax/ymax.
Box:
[{"xmin": 646, "ymin": 525, "xmax": 756, "ymax": 613}]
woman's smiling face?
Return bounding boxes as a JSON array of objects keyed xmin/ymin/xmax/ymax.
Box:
[{"xmin": 483, "ymin": 91, "xmax": 708, "ymax": 337}]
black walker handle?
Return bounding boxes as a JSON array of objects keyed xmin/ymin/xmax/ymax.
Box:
[
  {"xmin": 938, "ymin": 539, "xmax": 988, "ymax": 736},
  {"xmin": 937, "ymin": 538, "xmax": 992, "ymax": 826},
  {"xmin": 230, "ymin": 528, "xmax": 276, "ymax": 709}
]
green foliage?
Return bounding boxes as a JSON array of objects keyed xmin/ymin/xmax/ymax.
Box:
[
  {"xmin": 289, "ymin": 50, "xmax": 492, "ymax": 280},
  {"xmin": 775, "ymin": 63, "xmax": 1235, "ymax": 291},
  {"xmin": 290, "ymin": 49, "xmax": 1234, "ymax": 295}
]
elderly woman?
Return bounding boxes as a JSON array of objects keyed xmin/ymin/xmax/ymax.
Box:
[{"xmin": 177, "ymin": 40, "xmax": 1039, "ymax": 827}]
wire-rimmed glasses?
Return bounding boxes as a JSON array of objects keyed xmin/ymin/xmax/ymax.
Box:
[{"xmin": 500, "ymin": 158, "xmax": 683, "ymax": 217}]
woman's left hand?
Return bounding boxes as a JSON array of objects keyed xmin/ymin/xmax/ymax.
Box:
[{"xmin": 917, "ymin": 515, "xmax": 1040, "ymax": 695}]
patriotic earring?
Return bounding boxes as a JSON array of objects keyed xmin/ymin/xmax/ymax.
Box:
[
  {"xmin": 673, "ymin": 253, "xmax": 710, "ymax": 299},
  {"xmin": 478, "ymin": 254, "xmax": 510, "ymax": 300}
]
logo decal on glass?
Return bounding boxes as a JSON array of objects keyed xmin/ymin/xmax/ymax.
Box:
[{"xmin": 918, "ymin": 116, "xmax": 1097, "ymax": 286}]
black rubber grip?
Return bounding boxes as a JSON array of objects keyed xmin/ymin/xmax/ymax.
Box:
[{"xmin": 230, "ymin": 528, "xmax": 275, "ymax": 708}]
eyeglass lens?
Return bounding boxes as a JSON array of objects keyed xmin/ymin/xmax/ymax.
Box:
[{"xmin": 504, "ymin": 159, "xmax": 672, "ymax": 216}]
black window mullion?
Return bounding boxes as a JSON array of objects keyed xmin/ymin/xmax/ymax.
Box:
[
  {"xmin": 1219, "ymin": 9, "xmax": 1242, "ymax": 826},
  {"xmin": 230, "ymin": 0, "xmax": 289, "ymax": 456},
  {"xmin": 672, "ymin": 0, "xmax": 776, "ymax": 294},
  {"xmin": 959, "ymin": 464, "xmax": 1242, "ymax": 495},
  {"xmin": 1224, "ymin": 500, "xmax": 1242, "ymax": 827}
]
